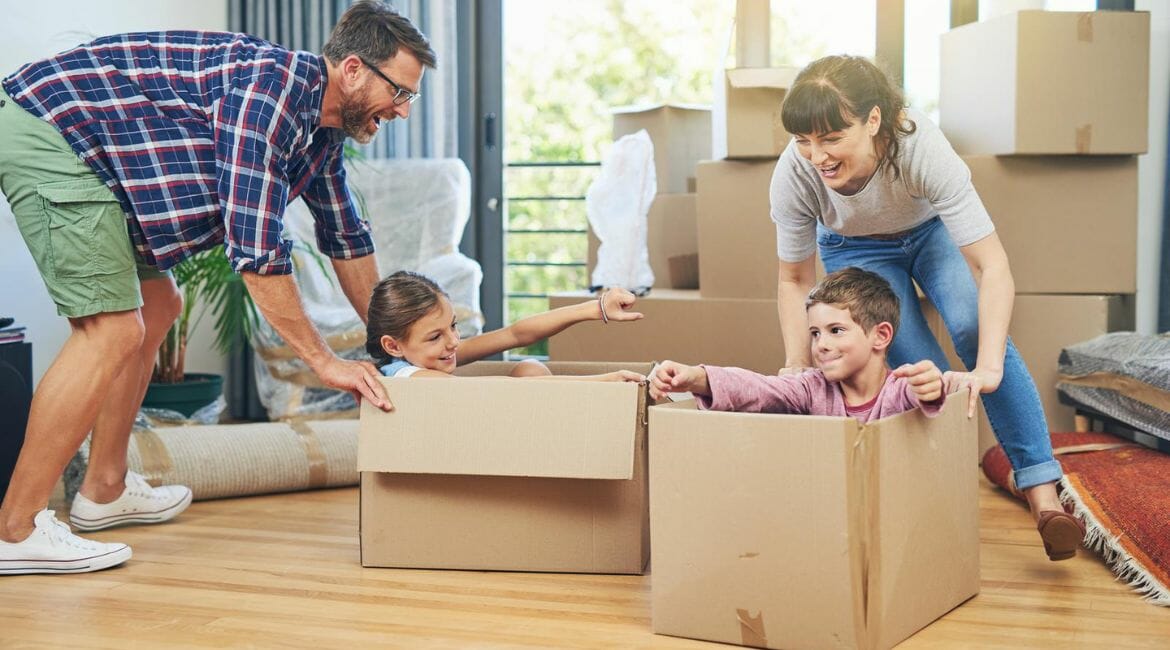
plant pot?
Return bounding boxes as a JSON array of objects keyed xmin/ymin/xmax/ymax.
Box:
[{"xmin": 142, "ymin": 373, "xmax": 224, "ymax": 418}]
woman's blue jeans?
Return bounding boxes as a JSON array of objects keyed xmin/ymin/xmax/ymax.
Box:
[{"xmin": 816, "ymin": 217, "xmax": 1062, "ymax": 490}]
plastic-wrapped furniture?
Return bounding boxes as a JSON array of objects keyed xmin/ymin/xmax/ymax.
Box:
[
  {"xmin": 254, "ymin": 158, "xmax": 482, "ymax": 419},
  {"xmin": 1057, "ymin": 332, "xmax": 1170, "ymax": 452}
]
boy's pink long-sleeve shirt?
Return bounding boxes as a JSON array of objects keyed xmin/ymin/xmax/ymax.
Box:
[{"xmin": 696, "ymin": 366, "xmax": 945, "ymax": 423}]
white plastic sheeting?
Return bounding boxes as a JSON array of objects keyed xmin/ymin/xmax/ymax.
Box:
[
  {"xmin": 253, "ymin": 158, "xmax": 483, "ymax": 419},
  {"xmin": 587, "ymin": 130, "xmax": 657, "ymax": 292}
]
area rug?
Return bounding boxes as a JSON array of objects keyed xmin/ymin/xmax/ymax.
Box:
[{"xmin": 982, "ymin": 431, "xmax": 1170, "ymax": 606}]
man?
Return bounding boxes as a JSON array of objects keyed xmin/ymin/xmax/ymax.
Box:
[{"xmin": 0, "ymin": 0, "xmax": 431, "ymax": 574}]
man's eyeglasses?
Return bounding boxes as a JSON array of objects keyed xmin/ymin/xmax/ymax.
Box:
[{"xmin": 360, "ymin": 57, "xmax": 420, "ymax": 106}]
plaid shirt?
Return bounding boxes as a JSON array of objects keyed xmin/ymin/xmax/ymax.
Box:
[{"xmin": 2, "ymin": 31, "xmax": 374, "ymax": 274}]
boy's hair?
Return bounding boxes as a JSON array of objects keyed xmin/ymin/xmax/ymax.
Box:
[
  {"xmin": 805, "ymin": 267, "xmax": 900, "ymax": 335},
  {"xmin": 323, "ymin": 0, "xmax": 437, "ymax": 69},
  {"xmin": 365, "ymin": 270, "xmax": 448, "ymax": 364}
]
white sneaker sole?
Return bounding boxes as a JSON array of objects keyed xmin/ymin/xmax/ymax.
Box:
[
  {"xmin": 0, "ymin": 544, "xmax": 132, "ymax": 575},
  {"xmin": 69, "ymin": 489, "xmax": 193, "ymax": 532}
]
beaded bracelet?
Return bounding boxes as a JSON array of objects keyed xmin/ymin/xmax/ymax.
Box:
[{"xmin": 598, "ymin": 289, "xmax": 610, "ymax": 324}]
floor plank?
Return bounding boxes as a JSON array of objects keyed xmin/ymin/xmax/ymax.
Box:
[{"xmin": 2, "ymin": 478, "xmax": 1168, "ymax": 648}]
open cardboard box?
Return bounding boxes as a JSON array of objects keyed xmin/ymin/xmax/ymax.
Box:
[
  {"xmin": 649, "ymin": 392, "xmax": 979, "ymax": 649},
  {"xmin": 359, "ymin": 361, "xmax": 652, "ymax": 574}
]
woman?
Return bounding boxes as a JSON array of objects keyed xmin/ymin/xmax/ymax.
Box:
[{"xmin": 770, "ymin": 54, "xmax": 1083, "ymax": 561}]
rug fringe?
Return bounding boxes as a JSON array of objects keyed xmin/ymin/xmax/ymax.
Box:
[{"xmin": 1059, "ymin": 476, "xmax": 1170, "ymax": 606}]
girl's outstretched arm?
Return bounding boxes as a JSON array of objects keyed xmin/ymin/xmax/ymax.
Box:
[{"xmin": 455, "ymin": 289, "xmax": 643, "ymax": 365}]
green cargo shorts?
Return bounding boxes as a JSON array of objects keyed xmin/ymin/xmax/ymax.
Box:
[{"xmin": 0, "ymin": 88, "xmax": 168, "ymax": 318}]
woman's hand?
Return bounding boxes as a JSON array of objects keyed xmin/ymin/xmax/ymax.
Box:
[
  {"xmin": 893, "ymin": 360, "xmax": 944, "ymax": 403},
  {"xmin": 599, "ymin": 288, "xmax": 644, "ymax": 323},
  {"xmin": 943, "ymin": 367, "xmax": 1002, "ymax": 418}
]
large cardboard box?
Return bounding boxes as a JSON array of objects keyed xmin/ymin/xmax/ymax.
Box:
[
  {"xmin": 359, "ymin": 361, "xmax": 652, "ymax": 574},
  {"xmin": 712, "ymin": 67, "xmax": 801, "ymax": 159},
  {"xmin": 965, "ymin": 155, "xmax": 1137, "ymax": 294},
  {"xmin": 924, "ymin": 294, "xmax": 1133, "ymax": 458},
  {"xmin": 548, "ymin": 290, "xmax": 784, "ymax": 374},
  {"xmin": 696, "ymin": 159, "xmax": 777, "ymax": 299},
  {"xmin": 613, "ymin": 104, "xmax": 711, "ymax": 194},
  {"xmin": 587, "ymin": 193, "xmax": 698, "ymax": 290},
  {"xmin": 650, "ymin": 394, "xmax": 979, "ymax": 649},
  {"xmin": 940, "ymin": 10, "xmax": 1149, "ymax": 155}
]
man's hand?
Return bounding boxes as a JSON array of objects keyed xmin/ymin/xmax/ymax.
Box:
[
  {"xmin": 314, "ymin": 357, "xmax": 393, "ymax": 411},
  {"xmin": 942, "ymin": 368, "xmax": 1001, "ymax": 418},
  {"xmin": 649, "ymin": 360, "xmax": 708, "ymax": 400},
  {"xmin": 600, "ymin": 288, "xmax": 644, "ymax": 322},
  {"xmin": 893, "ymin": 360, "xmax": 944, "ymax": 404}
]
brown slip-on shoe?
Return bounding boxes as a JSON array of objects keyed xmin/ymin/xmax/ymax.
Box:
[{"xmin": 1037, "ymin": 510, "xmax": 1086, "ymax": 561}]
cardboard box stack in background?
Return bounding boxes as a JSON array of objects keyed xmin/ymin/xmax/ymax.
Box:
[
  {"xmin": 650, "ymin": 394, "xmax": 979, "ymax": 649},
  {"xmin": 548, "ymin": 290, "xmax": 783, "ymax": 374},
  {"xmin": 940, "ymin": 10, "xmax": 1149, "ymax": 155},
  {"xmin": 359, "ymin": 361, "xmax": 652, "ymax": 574},
  {"xmin": 559, "ymin": 21, "xmax": 802, "ymax": 371},
  {"xmin": 938, "ymin": 9, "xmax": 1148, "ymax": 459},
  {"xmin": 587, "ymin": 104, "xmax": 709, "ymax": 292}
]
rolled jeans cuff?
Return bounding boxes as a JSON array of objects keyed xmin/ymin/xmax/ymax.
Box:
[{"xmin": 1013, "ymin": 459, "xmax": 1063, "ymax": 491}]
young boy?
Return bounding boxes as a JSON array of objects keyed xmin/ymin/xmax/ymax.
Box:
[{"xmin": 649, "ymin": 267, "xmax": 951, "ymax": 422}]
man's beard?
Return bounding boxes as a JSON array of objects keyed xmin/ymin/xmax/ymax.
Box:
[{"xmin": 339, "ymin": 87, "xmax": 378, "ymax": 144}]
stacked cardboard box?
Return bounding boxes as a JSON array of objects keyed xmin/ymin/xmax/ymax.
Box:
[
  {"xmin": 548, "ymin": 290, "xmax": 783, "ymax": 373},
  {"xmin": 939, "ymin": 10, "xmax": 1148, "ymax": 458},
  {"xmin": 587, "ymin": 104, "xmax": 709, "ymax": 291}
]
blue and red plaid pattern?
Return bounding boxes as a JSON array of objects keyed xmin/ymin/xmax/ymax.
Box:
[{"xmin": 2, "ymin": 31, "xmax": 374, "ymax": 274}]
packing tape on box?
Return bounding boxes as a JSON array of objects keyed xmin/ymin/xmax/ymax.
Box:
[
  {"xmin": 1077, "ymin": 12, "xmax": 1093, "ymax": 42},
  {"xmin": 848, "ymin": 425, "xmax": 881, "ymax": 646},
  {"xmin": 1076, "ymin": 125, "xmax": 1093, "ymax": 154},
  {"xmin": 736, "ymin": 608, "xmax": 768, "ymax": 647}
]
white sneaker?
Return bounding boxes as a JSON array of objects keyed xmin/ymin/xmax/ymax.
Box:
[
  {"xmin": 69, "ymin": 471, "xmax": 192, "ymax": 532},
  {"xmin": 0, "ymin": 510, "xmax": 132, "ymax": 574}
]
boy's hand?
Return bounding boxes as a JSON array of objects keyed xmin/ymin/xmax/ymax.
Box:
[
  {"xmin": 600, "ymin": 288, "xmax": 644, "ymax": 322},
  {"xmin": 597, "ymin": 369, "xmax": 646, "ymax": 383},
  {"xmin": 893, "ymin": 360, "xmax": 944, "ymax": 404},
  {"xmin": 943, "ymin": 370, "xmax": 986, "ymax": 418},
  {"xmin": 649, "ymin": 360, "xmax": 708, "ymax": 400}
]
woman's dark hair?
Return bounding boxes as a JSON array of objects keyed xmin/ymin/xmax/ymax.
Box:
[
  {"xmin": 780, "ymin": 55, "xmax": 916, "ymax": 178},
  {"xmin": 365, "ymin": 270, "xmax": 448, "ymax": 364},
  {"xmin": 323, "ymin": 0, "xmax": 437, "ymax": 69}
]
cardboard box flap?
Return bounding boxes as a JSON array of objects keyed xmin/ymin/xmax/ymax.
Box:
[
  {"xmin": 726, "ymin": 66, "xmax": 800, "ymax": 90},
  {"xmin": 359, "ymin": 376, "xmax": 643, "ymax": 480}
]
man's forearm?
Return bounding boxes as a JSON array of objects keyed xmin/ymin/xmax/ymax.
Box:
[
  {"xmin": 331, "ymin": 254, "xmax": 381, "ymax": 325},
  {"xmin": 241, "ymin": 272, "xmax": 334, "ymax": 371}
]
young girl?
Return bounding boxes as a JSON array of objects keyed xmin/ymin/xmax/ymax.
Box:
[{"xmin": 366, "ymin": 271, "xmax": 644, "ymax": 382}]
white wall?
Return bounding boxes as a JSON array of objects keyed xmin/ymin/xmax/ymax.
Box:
[
  {"xmin": 1137, "ymin": 0, "xmax": 1168, "ymax": 334},
  {"xmin": 0, "ymin": 1, "xmax": 229, "ymax": 384}
]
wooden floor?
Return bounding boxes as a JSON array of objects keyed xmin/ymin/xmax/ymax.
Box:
[{"xmin": 3, "ymin": 478, "xmax": 1169, "ymax": 649}]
